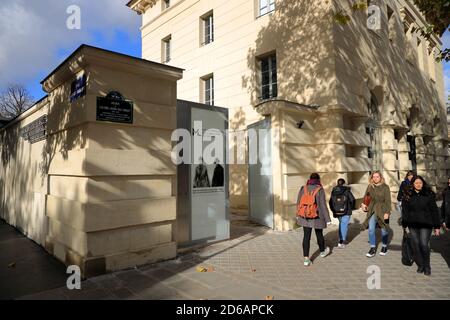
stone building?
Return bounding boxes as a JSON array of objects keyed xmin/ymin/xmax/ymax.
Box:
[{"xmin": 128, "ymin": 0, "xmax": 449, "ymax": 230}]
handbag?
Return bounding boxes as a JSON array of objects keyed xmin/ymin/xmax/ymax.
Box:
[
  {"xmin": 401, "ymin": 230, "xmax": 414, "ymax": 266},
  {"xmin": 362, "ymin": 193, "xmax": 371, "ymax": 212}
]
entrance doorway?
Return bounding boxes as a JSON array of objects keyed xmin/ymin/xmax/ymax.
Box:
[{"xmin": 247, "ymin": 118, "xmax": 274, "ymax": 229}]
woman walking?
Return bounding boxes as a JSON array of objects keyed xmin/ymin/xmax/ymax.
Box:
[
  {"xmin": 329, "ymin": 178, "xmax": 355, "ymax": 248},
  {"xmin": 402, "ymin": 176, "xmax": 442, "ymax": 276},
  {"xmin": 296, "ymin": 173, "xmax": 331, "ymax": 267},
  {"xmin": 397, "ymin": 170, "xmax": 415, "ymax": 220},
  {"xmin": 361, "ymin": 171, "xmax": 391, "ymax": 258}
]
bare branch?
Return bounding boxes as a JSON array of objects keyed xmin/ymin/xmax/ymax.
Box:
[{"xmin": 0, "ymin": 84, "xmax": 35, "ymax": 119}]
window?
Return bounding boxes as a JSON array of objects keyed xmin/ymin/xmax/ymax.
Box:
[
  {"xmin": 163, "ymin": 0, "xmax": 170, "ymax": 10},
  {"xmin": 259, "ymin": 0, "xmax": 275, "ymax": 17},
  {"xmin": 202, "ymin": 74, "xmax": 214, "ymax": 105},
  {"xmin": 259, "ymin": 54, "xmax": 277, "ymax": 100},
  {"xmin": 162, "ymin": 35, "xmax": 171, "ymax": 63},
  {"xmin": 201, "ymin": 12, "xmax": 214, "ymax": 45}
]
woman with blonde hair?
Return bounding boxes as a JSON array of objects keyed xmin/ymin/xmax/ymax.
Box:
[{"xmin": 361, "ymin": 171, "xmax": 392, "ymax": 258}]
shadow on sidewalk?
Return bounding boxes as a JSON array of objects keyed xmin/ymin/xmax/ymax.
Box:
[{"xmin": 0, "ymin": 219, "xmax": 67, "ymax": 300}]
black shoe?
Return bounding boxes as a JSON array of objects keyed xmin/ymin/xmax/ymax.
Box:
[
  {"xmin": 366, "ymin": 247, "xmax": 376, "ymax": 258},
  {"xmin": 379, "ymin": 247, "xmax": 388, "ymax": 256},
  {"xmin": 424, "ymin": 269, "xmax": 431, "ymax": 276},
  {"xmin": 417, "ymin": 267, "xmax": 424, "ymax": 273}
]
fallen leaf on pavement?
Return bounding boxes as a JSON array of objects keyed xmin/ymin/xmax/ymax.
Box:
[
  {"xmin": 8, "ymin": 262, "xmax": 16, "ymax": 268},
  {"xmin": 196, "ymin": 266, "xmax": 208, "ymax": 272}
]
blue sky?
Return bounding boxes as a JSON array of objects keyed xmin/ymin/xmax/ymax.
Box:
[
  {"xmin": 0, "ymin": 0, "xmax": 141, "ymax": 100},
  {"xmin": 0, "ymin": 1, "xmax": 449, "ymax": 103}
]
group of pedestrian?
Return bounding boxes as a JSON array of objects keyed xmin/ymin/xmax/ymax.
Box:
[{"xmin": 296, "ymin": 171, "xmax": 450, "ymax": 276}]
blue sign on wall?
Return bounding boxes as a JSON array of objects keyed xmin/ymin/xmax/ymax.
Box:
[{"xmin": 70, "ymin": 74, "xmax": 86, "ymax": 102}]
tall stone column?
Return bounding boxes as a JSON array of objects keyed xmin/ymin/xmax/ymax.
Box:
[
  {"xmin": 42, "ymin": 45, "xmax": 183, "ymax": 277},
  {"xmin": 381, "ymin": 127, "xmax": 399, "ymax": 202}
]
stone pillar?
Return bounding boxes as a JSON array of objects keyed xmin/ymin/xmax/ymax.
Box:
[
  {"xmin": 397, "ymin": 133, "xmax": 412, "ymax": 178},
  {"xmin": 42, "ymin": 45, "xmax": 183, "ymax": 277},
  {"xmin": 381, "ymin": 127, "xmax": 399, "ymax": 202}
]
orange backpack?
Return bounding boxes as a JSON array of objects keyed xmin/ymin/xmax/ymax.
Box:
[{"xmin": 297, "ymin": 185, "xmax": 321, "ymax": 219}]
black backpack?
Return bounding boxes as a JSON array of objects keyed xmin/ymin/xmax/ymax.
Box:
[{"xmin": 331, "ymin": 191, "xmax": 348, "ymax": 215}]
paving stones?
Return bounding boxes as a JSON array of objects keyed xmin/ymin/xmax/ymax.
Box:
[{"xmin": 16, "ymin": 210, "xmax": 450, "ymax": 300}]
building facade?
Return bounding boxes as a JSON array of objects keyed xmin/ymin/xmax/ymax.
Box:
[{"xmin": 128, "ymin": 0, "xmax": 449, "ymax": 230}]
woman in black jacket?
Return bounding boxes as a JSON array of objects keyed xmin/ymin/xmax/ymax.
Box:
[{"xmin": 402, "ymin": 176, "xmax": 441, "ymax": 276}]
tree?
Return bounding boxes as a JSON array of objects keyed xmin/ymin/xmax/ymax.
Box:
[
  {"xmin": 413, "ymin": 0, "xmax": 449, "ymax": 36},
  {"xmin": 0, "ymin": 84, "xmax": 35, "ymax": 119}
]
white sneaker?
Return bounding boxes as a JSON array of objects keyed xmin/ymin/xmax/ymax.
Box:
[
  {"xmin": 320, "ymin": 247, "xmax": 331, "ymax": 258},
  {"xmin": 338, "ymin": 243, "xmax": 346, "ymax": 249},
  {"xmin": 304, "ymin": 258, "xmax": 312, "ymax": 267}
]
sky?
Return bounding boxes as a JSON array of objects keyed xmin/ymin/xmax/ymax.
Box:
[
  {"xmin": 442, "ymin": 30, "xmax": 450, "ymax": 104},
  {"xmin": 0, "ymin": 0, "xmax": 141, "ymax": 100},
  {"xmin": 0, "ymin": 1, "xmax": 448, "ymax": 103}
]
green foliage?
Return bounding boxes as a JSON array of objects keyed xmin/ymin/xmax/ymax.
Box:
[
  {"xmin": 412, "ymin": 0, "xmax": 450, "ymax": 36},
  {"xmin": 351, "ymin": 2, "xmax": 368, "ymax": 11},
  {"xmin": 334, "ymin": 11, "xmax": 351, "ymax": 25}
]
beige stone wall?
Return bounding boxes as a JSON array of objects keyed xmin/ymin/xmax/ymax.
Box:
[
  {"xmin": 0, "ymin": 99, "xmax": 50, "ymax": 245},
  {"xmin": 1, "ymin": 45, "xmax": 183, "ymax": 277},
  {"xmin": 138, "ymin": 0, "xmax": 338, "ymax": 211},
  {"xmin": 134, "ymin": 0, "xmax": 449, "ymax": 222},
  {"xmin": 331, "ymin": 0, "xmax": 449, "ymax": 197}
]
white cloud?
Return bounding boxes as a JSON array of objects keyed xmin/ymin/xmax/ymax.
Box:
[{"xmin": 0, "ymin": 0, "xmax": 140, "ymax": 89}]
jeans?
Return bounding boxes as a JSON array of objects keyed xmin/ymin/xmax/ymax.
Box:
[
  {"xmin": 338, "ymin": 215, "xmax": 351, "ymax": 243},
  {"xmin": 368, "ymin": 214, "xmax": 389, "ymax": 247},
  {"xmin": 409, "ymin": 227, "xmax": 432, "ymax": 271},
  {"xmin": 303, "ymin": 227, "xmax": 325, "ymax": 257}
]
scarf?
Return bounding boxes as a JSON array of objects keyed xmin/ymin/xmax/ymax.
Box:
[{"xmin": 307, "ymin": 179, "xmax": 322, "ymax": 186}]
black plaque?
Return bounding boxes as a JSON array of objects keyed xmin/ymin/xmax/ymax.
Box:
[{"xmin": 96, "ymin": 92, "xmax": 133, "ymax": 124}]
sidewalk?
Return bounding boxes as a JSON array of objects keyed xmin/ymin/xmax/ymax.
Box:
[
  {"xmin": 16, "ymin": 209, "xmax": 450, "ymax": 300},
  {"xmin": 0, "ymin": 220, "xmax": 67, "ymax": 300}
]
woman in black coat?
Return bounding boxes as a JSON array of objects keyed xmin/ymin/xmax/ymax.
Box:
[{"xmin": 402, "ymin": 176, "xmax": 441, "ymax": 276}]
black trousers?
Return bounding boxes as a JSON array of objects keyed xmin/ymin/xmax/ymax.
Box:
[
  {"xmin": 303, "ymin": 227, "xmax": 325, "ymax": 257},
  {"xmin": 409, "ymin": 227, "xmax": 432, "ymax": 271}
]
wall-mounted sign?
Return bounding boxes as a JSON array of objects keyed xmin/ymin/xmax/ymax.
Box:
[
  {"xmin": 20, "ymin": 115, "xmax": 47, "ymax": 144},
  {"xmin": 70, "ymin": 74, "xmax": 86, "ymax": 102},
  {"xmin": 96, "ymin": 91, "xmax": 133, "ymax": 124}
]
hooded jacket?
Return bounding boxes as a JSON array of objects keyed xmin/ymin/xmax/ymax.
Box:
[{"xmin": 329, "ymin": 185, "xmax": 355, "ymax": 217}]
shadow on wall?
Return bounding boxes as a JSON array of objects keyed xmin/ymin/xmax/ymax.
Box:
[
  {"xmin": 1, "ymin": 57, "xmax": 179, "ymax": 275},
  {"xmin": 333, "ymin": 0, "xmax": 446, "ymax": 186},
  {"xmin": 242, "ymin": 0, "xmax": 336, "ymax": 109}
]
